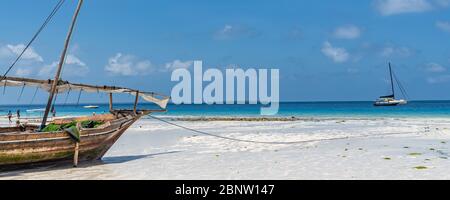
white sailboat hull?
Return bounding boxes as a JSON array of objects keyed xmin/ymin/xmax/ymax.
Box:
[{"xmin": 374, "ymin": 99, "xmax": 407, "ymax": 106}]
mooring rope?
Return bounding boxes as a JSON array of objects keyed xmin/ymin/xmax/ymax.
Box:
[{"xmin": 147, "ymin": 115, "xmax": 425, "ymax": 145}]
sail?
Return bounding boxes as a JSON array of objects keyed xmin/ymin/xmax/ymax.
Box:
[
  {"xmin": 380, "ymin": 94, "xmax": 394, "ymax": 99},
  {"xmin": 0, "ymin": 76, "xmax": 170, "ymax": 109}
]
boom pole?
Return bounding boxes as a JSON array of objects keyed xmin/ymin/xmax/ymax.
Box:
[{"xmin": 41, "ymin": 0, "xmax": 84, "ymax": 129}]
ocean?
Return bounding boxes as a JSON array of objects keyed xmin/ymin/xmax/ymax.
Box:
[{"xmin": 1, "ymin": 101, "xmax": 450, "ymax": 118}]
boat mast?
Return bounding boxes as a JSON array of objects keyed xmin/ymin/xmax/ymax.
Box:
[
  {"xmin": 389, "ymin": 62, "xmax": 395, "ymax": 98},
  {"xmin": 40, "ymin": 0, "xmax": 84, "ymax": 129}
]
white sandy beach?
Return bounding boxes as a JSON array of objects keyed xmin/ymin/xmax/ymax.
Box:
[{"xmin": 1, "ymin": 117, "xmax": 450, "ymax": 180}]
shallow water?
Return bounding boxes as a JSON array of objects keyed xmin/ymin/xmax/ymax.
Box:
[{"xmin": 1, "ymin": 101, "xmax": 450, "ymax": 119}]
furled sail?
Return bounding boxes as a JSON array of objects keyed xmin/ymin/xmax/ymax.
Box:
[
  {"xmin": 0, "ymin": 76, "xmax": 170, "ymax": 109},
  {"xmin": 379, "ymin": 94, "xmax": 394, "ymax": 99}
]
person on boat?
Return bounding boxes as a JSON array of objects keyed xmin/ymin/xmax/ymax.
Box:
[{"xmin": 7, "ymin": 110, "xmax": 12, "ymax": 124}]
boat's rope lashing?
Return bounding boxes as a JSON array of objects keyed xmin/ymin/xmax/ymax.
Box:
[
  {"xmin": 148, "ymin": 115, "xmax": 424, "ymax": 145},
  {"xmin": 0, "ymin": 0, "xmax": 66, "ymax": 81}
]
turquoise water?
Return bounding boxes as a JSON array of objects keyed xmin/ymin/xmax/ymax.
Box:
[{"xmin": 1, "ymin": 101, "xmax": 450, "ymax": 118}]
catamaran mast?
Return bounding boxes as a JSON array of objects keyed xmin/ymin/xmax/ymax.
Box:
[
  {"xmin": 41, "ymin": 0, "xmax": 84, "ymax": 129},
  {"xmin": 389, "ymin": 62, "xmax": 395, "ymax": 98}
]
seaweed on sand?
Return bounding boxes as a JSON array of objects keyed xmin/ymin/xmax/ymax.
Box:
[{"xmin": 414, "ymin": 166, "xmax": 428, "ymax": 170}]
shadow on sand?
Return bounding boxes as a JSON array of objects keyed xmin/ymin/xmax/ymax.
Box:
[
  {"xmin": 101, "ymin": 151, "xmax": 181, "ymax": 164},
  {"xmin": 0, "ymin": 151, "xmax": 181, "ymax": 178}
]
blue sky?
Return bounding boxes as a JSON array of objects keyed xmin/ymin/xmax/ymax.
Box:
[{"xmin": 1, "ymin": 0, "xmax": 450, "ymax": 104}]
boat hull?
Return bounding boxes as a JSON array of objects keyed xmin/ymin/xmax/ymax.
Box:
[
  {"xmin": 373, "ymin": 102, "xmax": 400, "ymax": 107},
  {"xmin": 0, "ymin": 111, "xmax": 148, "ymax": 171},
  {"xmin": 374, "ymin": 99, "xmax": 407, "ymax": 107}
]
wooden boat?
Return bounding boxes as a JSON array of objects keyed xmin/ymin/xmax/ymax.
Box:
[
  {"xmin": 0, "ymin": 110, "xmax": 161, "ymax": 170},
  {"xmin": 0, "ymin": 0, "xmax": 170, "ymax": 171},
  {"xmin": 0, "ymin": 77, "xmax": 169, "ymax": 171}
]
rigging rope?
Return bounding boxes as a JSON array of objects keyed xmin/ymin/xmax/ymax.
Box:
[
  {"xmin": 393, "ymin": 72, "xmax": 409, "ymax": 100},
  {"xmin": 63, "ymin": 87, "xmax": 72, "ymax": 107},
  {"xmin": 76, "ymin": 89, "xmax": 82, "ymax": 107},
  {"xmin": 148, "ymin": 115, "xmax": 424, "ymax": 145},
  {"xmin": 0, "ymin": 0, "xmax": 66, "ymax": 81},
  {"xmin": 30, "ymin": 87, "xmax": 39, "ymax": 105},
  {"xmin": 17, "ymin": 84, "xmax": 26, "ymax": 102}
]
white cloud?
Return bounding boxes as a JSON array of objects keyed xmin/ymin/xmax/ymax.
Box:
[
  {"xmin": 333, "ymin": 25, "xmax": 361, "ymax": 39},
  {"xmin": 65, "ymin": 54, "xmax": 86, "ymax": 66},
  {"xmin": 436, "ymin": 21, "xmax": 450, "ymax": 33},
  {"xmin": 321, "ymin": 41, "xmax": 350, "ymax": 63},
  {"xmin": 0, "ymin": 46, "xmax": 12, "ymax": 58},
  {"xmin": 105, "ymin": 53, "xmax": 152, "ymax": 76},
  {"xmin": 213, "ymin": 24, "xmax": 260, "ymax": 40},
  {"xmin": 15, "ymin": 68, "xmax": 32, "ymax": 76},
  {"xmin": 165, "ymin": 60, "xmax": 193, "ymax": 71},
  {"xmin": 380, "ymin": 45, "xmax": 415, "ymax": 57},
  {"xmin": 374, "ymin": 0, "xmax": 433, "ymax": 16},
  {"xmin": 381, "ymin": 47, "xmax": 395, "ymax": 56},
  {"xmin": 427, "ymin": 74, "xmax": 450, "ymax": 83},
  {"xmin": 38, "ymin": 54, "xmax": 88, "ymax": 77},
  {"xmin": 216, "ymin": 25, "xmax": 234, "ymax": 39},
  {"xmin": 3, "ymin": 44, "xmax": 43, "ymax": 62},
  {"xmin": 38, "ymin": 63, "xmax": 54, "ymax": 77},
  {"xmin": 425, "ymin": 63, "xmax": 447, "ymax": 72}
]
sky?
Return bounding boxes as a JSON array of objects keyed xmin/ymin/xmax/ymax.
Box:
[{"xmin": 1, "ymin": 0, "xmax": 450, "ymax": 104}]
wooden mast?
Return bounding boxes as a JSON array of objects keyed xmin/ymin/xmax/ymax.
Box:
[
  {"xmin": 109, "ymin": 93, "xmax": 114, "ymax": 112},
  {"xmin": 133, "ymin": 91, "xmax": 140, "ymax": 115},
  {"xmin": 41, "ymin": 0, "xmax": 84, "ymax": 129}
]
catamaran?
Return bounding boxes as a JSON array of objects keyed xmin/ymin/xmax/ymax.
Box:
[
  {"xmin": 374, "ymin": 63, "xmax": 408, "ymax": 107},
  {"xmin": 0, "ymin": 0, "xmax": 169, "ymax": 170}
]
